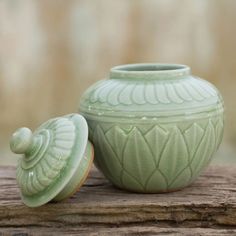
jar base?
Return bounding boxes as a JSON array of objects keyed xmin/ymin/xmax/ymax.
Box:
[{"xmin": 111, "ymin": 182, "xmax": 194, "ymax": 194}]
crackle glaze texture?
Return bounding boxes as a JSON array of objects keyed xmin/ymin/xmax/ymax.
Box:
[{"xmin": 80, "ymin": 64, "xmax": 224, "ymax": 192}]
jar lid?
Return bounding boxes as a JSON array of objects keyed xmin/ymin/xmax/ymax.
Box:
[{"xmin": 10, "ymin": 114, "xmax": 93, "ymax": 207}]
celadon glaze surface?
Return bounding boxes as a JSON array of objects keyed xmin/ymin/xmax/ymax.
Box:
[
  {"xmin": 80, "ymin": 64, "xmax": 224, "ymax": 193},
  {"xmin": 10, "ymin": 114, "xmax": 93, "ymax": 207}
]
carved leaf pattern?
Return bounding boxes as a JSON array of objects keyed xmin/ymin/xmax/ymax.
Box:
[
  {"xmin": 122, "ymin": 127, "xmax": 156, "ymax": 187},
  {"xmin": 119, "ymin": 85, "xmax": 133, "ymax": 105},
  {"xmin": 155, "ymin": 83, "xmax": 170, "ymax": 104},
  {"xmin": 92, "ymin": 117, "xmax": 223, "ymax": 192},
  {"xmin": 144, "ymin": 170, "xmax": 168, "ymax": 192},
  {"xmin": 174, "ymin": 83, "xmax": 193, "ymax": 101},
  {"xmin": 168, "ymin": 168, "xmax": 192, "ymax": 190},
  {"xmin": 93, "ymin": 125, "xmax": 123, "ymax": 186},
  {"xmin": 184, "ymin": 123, "xmax": 205, "ymax": 161},
  {"xmin": 85, "ymin": 78, "xmax": 219, "ymax": 106},
  {"xmin": 158, "ymin": 126, "xmax": 189, "ymax": 185},
  {"xmin": 17, "ymin": 118, "xmax": 76, "ymax": 196},
  {"xmin": 145, "ymin": 126, "xmax": 169, "ymax": 165},
  {"xmin": 145, "ymin": 83, "xmax": 158, "ymax": 104},
  {"xmin": 215, "ymin": 119, "xmax": 224, "ymax": 150},
  {"xmin": 190, "ymin": 120, "xmax": 216, "ymax": 179},
  {"xmin": 107, "ymin": 83, "xmax": 125, "ymax": 105},
  {"xmin": 183, "ymin": 123, "xmax": 204, "ymax": 178}
]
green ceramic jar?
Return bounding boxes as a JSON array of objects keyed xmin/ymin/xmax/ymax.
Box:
[{"xmin": 80, "ymin": 63, "xmax": 224, "ymax": 193}]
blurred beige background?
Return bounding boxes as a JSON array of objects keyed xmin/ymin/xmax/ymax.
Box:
[{"xmin": 0, "ymin": 0, "xmax": 236, "ymax": 165}]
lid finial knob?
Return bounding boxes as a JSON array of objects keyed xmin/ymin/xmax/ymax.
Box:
[{"xmin": 10, "ymin": 127, "xmax": 33, "ymax": 154}]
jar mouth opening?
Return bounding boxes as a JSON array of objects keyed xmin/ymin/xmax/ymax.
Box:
[
  {"xmin": 112, "ymin": 63, "xmax": 188, "ymax": 72},
  {"xmin": 110, "ymin": 63, "xmax": 190, "ymax": 80}
]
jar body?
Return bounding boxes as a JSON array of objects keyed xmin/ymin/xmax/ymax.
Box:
[{"xmin": 80, "ymin": 64, "xmax": 224, "ymax": 192}]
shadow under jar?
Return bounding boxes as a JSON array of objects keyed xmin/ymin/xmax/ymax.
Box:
[{"xmin": 79, "ymin": 63, "xmax": 224, "ymax": 193}]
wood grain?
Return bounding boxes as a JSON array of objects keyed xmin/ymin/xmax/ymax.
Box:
[
  {"xmin": 1, "ymin": 226, "xmax": 236, "ymax": 236},
  {"xmin": 0, "ymin": 165, "xmax": 235, "ymax": 235}
]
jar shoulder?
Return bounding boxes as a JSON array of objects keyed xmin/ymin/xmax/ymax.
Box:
[{"xmin": 79, "ymin": 76, "xmax": 224, "ymax": 118}]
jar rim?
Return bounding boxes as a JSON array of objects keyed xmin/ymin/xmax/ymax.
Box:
[{"xmin": 110, "ymin": 63, "xmax": 191, "ymax": 80}]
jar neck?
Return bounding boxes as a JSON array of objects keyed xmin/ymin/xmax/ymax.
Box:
[{"xmin": 110, "ymin": 63, "xmax": 191, "ymax": 80}]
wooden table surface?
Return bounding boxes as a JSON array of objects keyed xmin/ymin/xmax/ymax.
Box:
[{"xmin": 0, "ymin": 165, "xmax": 236, "ymax": 235}]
